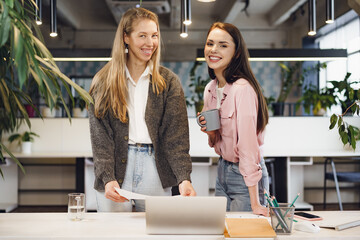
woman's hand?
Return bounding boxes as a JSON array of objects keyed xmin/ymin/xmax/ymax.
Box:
[
  {"xmin": 197, "ymin": 112, "xmax": 217, "ymax": 137},
  {"xmin": 252, "ymin": 203, "xmax": 269, "ymax": 217},
  {"xmin": 104, "ymin": 180, "xmax": 129, "ymax": 202},
  {"xmin": 178, "ymin": 180, "xmax": 197, "ymax": 196}
]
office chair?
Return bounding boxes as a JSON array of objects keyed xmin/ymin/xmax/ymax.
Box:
[{"xmin": 323, "ymin": 157, "xmax": 360, "ymax": 211}]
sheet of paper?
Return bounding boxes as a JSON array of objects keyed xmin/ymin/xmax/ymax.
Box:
[
  {"xmin": 114, "ymin": 187, "xmax": 148, "ymax": 200},
  {"xmin": 226, "ymin": 213, "xmax": 267, "ymax": 219}
]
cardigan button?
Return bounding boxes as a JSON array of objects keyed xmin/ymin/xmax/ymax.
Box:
[
  {"xmin": 121, "ymin": 159, "xmax": 126, "ymax": 164},
  {"xmin": 118, "ymin": 179, "xmax": 123, "ymax": 184},
  {"xmin": 124, "ymin": 136, "xmax": 128, "ymax": 141}
]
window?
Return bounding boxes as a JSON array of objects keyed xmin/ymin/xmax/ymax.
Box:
[{"xmin": 316, "ymin": 10, "xmax": 360, "ymax": 114}]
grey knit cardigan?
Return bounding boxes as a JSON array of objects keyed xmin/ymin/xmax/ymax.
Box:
[{"xmin": 88, "ymin": 66, "xmax": 192, "ymax": 191}]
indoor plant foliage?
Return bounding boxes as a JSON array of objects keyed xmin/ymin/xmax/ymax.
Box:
[
  {"xmin": 186, "ymin": 61, "xmax": 211, "ymax": 113},
  {"xmin": 274, "ymin": 62, "xmax": 327, "ymax": 115},
  {"xmin": 328, "ymin": 73, "xmax": 360, "ymax": 150},
  {"xmin": 297, "ymin": 84, "xmax": 336, "ymax": 115},
  {"xmin": 0, "ymin": 0, "xmax": 93, "ymax": 178}
]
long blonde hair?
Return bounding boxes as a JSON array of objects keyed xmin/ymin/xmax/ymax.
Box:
[{"xmin": 89, "ymin": 8, "xmax": 165, "ymax": 122}]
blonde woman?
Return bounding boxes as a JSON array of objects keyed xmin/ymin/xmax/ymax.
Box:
[{"xmin": 89, "ymin": 7, "xmax": 196, "ymax": 212}]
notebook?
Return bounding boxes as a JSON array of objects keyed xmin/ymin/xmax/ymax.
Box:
[
  {"xmin": 225, "ymin": 218, "xmax": 276, "ymax": 238},
  {"xmin": 145, "ymin": 196, "xmax": 227, "ymax": 235}
]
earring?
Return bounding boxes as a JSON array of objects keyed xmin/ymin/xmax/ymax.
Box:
[{"xmin": 125, "ymin": 44, "xmax": 128, "ymax": 54}]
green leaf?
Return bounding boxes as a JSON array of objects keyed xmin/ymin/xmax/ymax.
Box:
[
  {"xmin": 329, "ymin": 114, "xmax": 337, "ymax": 129},
  {"xmin": 8, "ymin": 133, "xmax": 20, "ymax": 143},
  {"xmin": 349, "ymin": 88, "xmax": 354, "ymax": 100},
  {"xmin": 0, "ymin": 3, "xmax": 11, "ymax": 47},
  {"xmin": 337, "ymin": 117, "xmax": 343, "ymax": 127},
  {"xmin": 0, "ymin": 142, "xmax": 25, "ymax": 174},
  {"xmin": 340, "ymin": 130, "xmax": 348, "ymax": 145},
  {"xmin": 5, "ymin": 0, "xmax": 14, "ymax": 9},
  {"xmin": 0, "ymin": 78, "xmax": 11, "ymax": 112}
]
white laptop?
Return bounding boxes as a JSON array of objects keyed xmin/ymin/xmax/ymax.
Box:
[{"xmin": 145, "ymin": 196, "xmax": 227, "ymax": 235}]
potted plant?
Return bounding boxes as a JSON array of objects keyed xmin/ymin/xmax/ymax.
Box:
[
  {"xmin": 328, "ymin": 72, "xmax": 360, "ymax": 150},
  {"xmin": 297, "ymin": 84, "xmax": 336, "ymax": 116},
  {"xmin": 0, "ymin": 0, "xmax": 93, "ymax": 178},
  {"xmin": 41, "ymin": 96, "xmax": 63, "ymax": 118},
  {"xmin": 186, "ymin": 61, "xmax": 211, "ymax": 114},
  {"xmin": 8, "ymin": 131, "xmax": 39, "ymax": 154},
  {"xmin": 72, "ymin": 96, "xmax": 87, "ymax": 118},
  {"xmin": 274, "ymin": 62, "xmax": 327, "ymax": 115}
]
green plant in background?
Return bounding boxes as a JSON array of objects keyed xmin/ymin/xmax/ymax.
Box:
[
  {"xmin": 327, "ymin": 72, "xmax": 360, "ymax": 113},
  {"xmin": 8, "ymin": 131, "xmax": 39, "ymax": 146},
  {"xmin": 277, "ymin": 62, "xmax": 327, "ymax": 103},
  {"xmin": 0, "ymin": 0, "xmax": 93, "ymax": 178},
  {"xmin": 74, "ymin": 96, "xmax": 86, "ymax": 111},
  {"xmin": 328, "ymin": 72, "xmax": 360, "ymax": 150},
  {"xmin": 186, "ymin": 61, "xmax": 211, "ymax": 113},
  {"xmin": 297, "ymin": 84, "xmax": 336, "ymax": 115},
  {"xmin": 265, "ymin": 96, "xmax": 276, "ymax": 114}
]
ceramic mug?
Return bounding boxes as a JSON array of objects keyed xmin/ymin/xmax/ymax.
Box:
[{"xmin": 196, "ymin": 109, "xmax": 220, "ymax": 131}]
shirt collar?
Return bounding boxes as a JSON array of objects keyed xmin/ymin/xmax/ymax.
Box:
[
  {"xmin": 125, "ymin": 61, "xmax": 153, "ymax": 85},
  {"xmin": 209, "ymin": 78, "xmax": 232, "ymax": 97}
]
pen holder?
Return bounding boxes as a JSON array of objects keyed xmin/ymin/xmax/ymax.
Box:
[{"xmin": 269, "ymin": 203, "xmax": 295, "ymax": 234}]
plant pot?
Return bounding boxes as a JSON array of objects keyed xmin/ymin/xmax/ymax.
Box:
[
  {"xmin": 41, "ymin": 107, "xmax": 56, "ymax": 118},
  {"xmin": 72, "ymin": 108, "xmax": 88, "ymax": 118},
  {"xmin": 21, "ymin": 142, "xmax": 32, "ymax": 154},
  {"xmin": 272, "ymin": 102, "xmax": 285, "ymax": 116},
  {"xmin": 24, "ymin": 104, "xmax": 36, "ymax": 118},
  {"xmin": 314, "ymin": 108, "xmax": 326, "ymax": 116}
]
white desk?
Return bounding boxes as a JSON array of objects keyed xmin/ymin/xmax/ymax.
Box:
[{"xmin": 0, "ymin": 211, "xmax": 359, "ymax": 239}]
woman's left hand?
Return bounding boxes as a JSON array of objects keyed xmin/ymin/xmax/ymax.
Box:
[
  {"xmin": 252, "ymin": 204, "xmax": 269, "ymax": 217},
  {"xmin": 178, "ymin": 180, "xmax": 197, "ymax": 196}
]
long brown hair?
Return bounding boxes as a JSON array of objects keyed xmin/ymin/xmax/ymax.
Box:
[
  {"xmin": 206, "ymin": 22, "xmax": 268, "ymax": 133},
  {"xmin": 89, "ymin": 8, "xmax": 165, "ymax": 122}
]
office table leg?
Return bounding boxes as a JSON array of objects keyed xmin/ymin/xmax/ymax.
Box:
[{"xmin": 76, "ymin": 158, "xmax": 85, "ymax": 193}]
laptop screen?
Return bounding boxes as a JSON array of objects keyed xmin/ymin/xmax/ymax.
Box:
[{"xmin": 145, "ymin": 196, "xmax": 227, "ymax": 235}]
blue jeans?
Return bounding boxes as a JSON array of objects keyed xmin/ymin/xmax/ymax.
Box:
[
  {"xmin": 96, "ymin": 144, "xmax": 171, "ymax": 212},
  {"xmin": 215, "ymin": 157, "xmax": 269, "ymax": 212}
]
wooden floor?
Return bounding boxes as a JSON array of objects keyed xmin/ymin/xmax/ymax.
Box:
[{"xmin": 10, "ymin": 203, "xmax": 360, "ymax": 213}]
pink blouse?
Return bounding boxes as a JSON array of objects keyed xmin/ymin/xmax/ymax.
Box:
[{"xmin": 203, "ymin": 78, "xmax": 264, "ymax": 187}]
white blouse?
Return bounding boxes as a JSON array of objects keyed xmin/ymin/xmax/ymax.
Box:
[{"xmin": 125, "ymin": 64, "xmax": 152, "ymax": 144}]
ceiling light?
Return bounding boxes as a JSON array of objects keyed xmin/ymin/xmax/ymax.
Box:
[
  {"xmin": 50, "ymin": 0, "xmax": 57, "ymax": 37},
  {"xmin": 197, "ymin": 0, "xmax": 216, "ymax": 2},
  {"xmin": 182, "ymin": 0, "xmax": 192, "ymax": 25},
  {"xmin": 308, "ymin": 0, "xmax": 316, "ymax": 36},
  {"xmin": 35, "ymin": 0, "xmax": 42, "ymax": 25},
  {"xmin": 180, "ymin": 21, "xmax": 188, "ymax": 37},
  {"xmin": 325, "ymin": 0, "xmax": 334, "ymax": 24},
  {"xmin": 180, "ymin": 2, "xmax": 188, "ymax": 38}
]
